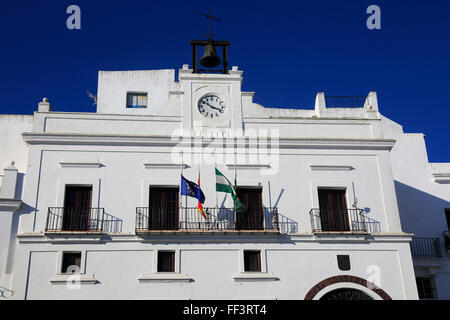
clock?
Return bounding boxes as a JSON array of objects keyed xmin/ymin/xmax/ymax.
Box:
[{"xmin": 197, "ymin": 95, "xmax": 225, "ymax": 118}]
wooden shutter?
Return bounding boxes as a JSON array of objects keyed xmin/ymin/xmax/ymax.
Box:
[
  {"xmin": 318, "ymin": 189, "xmax": 349, "ymax": 231},
  {"xmin": 236, "ymin": 188, "xmax": 263, "ymax": 230},
  {"xmin": 149, "ymin": 187, "xmax": 179, "ymax": 230},
  {"xmin": 63, "ymin": 186, "xmax": 92, "ymax": 231}
]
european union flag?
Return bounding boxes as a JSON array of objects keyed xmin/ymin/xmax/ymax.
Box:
[{"xmin": 180, "ymin": 175, "xmax": 205, "ymax": 204}]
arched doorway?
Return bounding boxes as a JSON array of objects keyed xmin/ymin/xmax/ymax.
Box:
[
  {"xmin": 319, "ymin": 288, "xmax": 374, "ymax": 300},
  {"xmin": 304, "ymin": 275, "xmax": 392, "ymax": 300}
]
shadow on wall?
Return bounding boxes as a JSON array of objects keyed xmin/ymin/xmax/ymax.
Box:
[
  {"xmin": 278, "ymin": 212, "xmax": 299, "ymax": 233},
  {"xmin": 102, "ymin": 212, "xmax": 123, "ymax": 233},
  {"xmin": 6, "ymin": 202, "xmax": 36, "ymax": 274},
  {"xmin": 394, "ymin": 180, "xmax": 450, "ymax": 236}
]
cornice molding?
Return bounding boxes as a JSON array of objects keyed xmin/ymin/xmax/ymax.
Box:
[
  {"xmin": 0, "ymin": 199, "xmax": 22, "ymax": 212},
  {"xmin": 431, "ymin": 173, "xmax": 450, "ymax": 183},
  {"xmin": 59, "ymin": 162, "xmax": 103, "ymax": 168},
  {"xmin": 310, "ymin": 165, "xmax": 354, "ymax": 171},
  {"xmin": 22, "ymin": 133, "xmax": 395, "ymax": 150},
  {"xmin": 143, "ymin": 163, "xmax": 189, "ymax": 169}
]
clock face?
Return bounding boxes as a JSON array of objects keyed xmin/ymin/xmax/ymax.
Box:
[{"xmin": 197, "ymin": 95, "xmax": 225, "ymax": 118}]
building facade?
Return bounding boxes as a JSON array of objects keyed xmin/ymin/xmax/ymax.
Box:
[{"xmin": 0, "ymin": 59, "xmax": 447, "ymax": 300}]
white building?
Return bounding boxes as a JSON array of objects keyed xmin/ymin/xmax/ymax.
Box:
[{"xmin": 0, "ymin": 51, "xmax": 448, "ymax": 300}]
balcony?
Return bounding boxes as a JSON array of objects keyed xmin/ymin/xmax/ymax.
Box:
[
  {"xmin": 309, "ymin": 208, "xmax": 378, "ymax": 233},
  {"xmin": 45, "ymin": 207, "xmax": 105, "ymax": 233},
  {"xmin": 410, "ymin": 237, "xmax": 442, "ymax": 258},
  {"xmin": 135, "ymin": 207, "xmax": 279, "ymax": 234}
]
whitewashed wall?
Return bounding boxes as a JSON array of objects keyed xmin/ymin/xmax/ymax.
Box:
[{"xmin": 4, "ymin": 68, "xmax": 419, "ymax": 300}]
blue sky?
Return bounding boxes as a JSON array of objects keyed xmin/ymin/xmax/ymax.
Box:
[{"xmin": 0, "ymin": 0, "xmax": 449, "ymax": 161}]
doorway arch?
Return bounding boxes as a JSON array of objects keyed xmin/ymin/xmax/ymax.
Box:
[
  {"xmin": 304, "ymin": 275, "xmax": 392, "ymax": 300},
  {"xmin": 319, "ymin": 288, "xmax": 373, "ymax": 300}
]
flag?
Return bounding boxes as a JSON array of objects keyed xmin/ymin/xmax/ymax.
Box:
[
  {"xmin": 197, "ymin": 175, "xmax": 206, "ymax": 219},
  {"xmin": 180, "ymin": 175, "xmax": 205, "ymax": 204},
  {"xmin": 215, "ymin": 167, "xmax": 246, "ymax": 214}
]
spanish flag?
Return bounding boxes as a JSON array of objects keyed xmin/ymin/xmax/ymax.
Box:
[{"xmin": 197, "ymin": 175, "xmax": 206, "ymax": 219}]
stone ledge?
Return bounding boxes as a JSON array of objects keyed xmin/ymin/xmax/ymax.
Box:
[
  {"xmin": 49, "ymin": 274, "xmax": 97, "ymax": 285},
  {"xmin": 233, "ymin": 272, "xmax": 279, "ymax": 282},
  {"xmin": 0, "ymin": 199, "xmax": 22, "ymax": 212},
  {"xmin": 137, "ymin": 273, "xmax": 192, "ymax": 283}
]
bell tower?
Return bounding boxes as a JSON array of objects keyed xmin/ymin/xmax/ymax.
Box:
[
  {"xmin": 190, "ymin": 39, "xmax": 230, "ymax": 74},
  {"xmin": 180, "ymin": 24, "xmax": 243, "ymax": 132},
  {"xmin": 189, "ymin": 12, "xmax": 230, "ymax": 74}
]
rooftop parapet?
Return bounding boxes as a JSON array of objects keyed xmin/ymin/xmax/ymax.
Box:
[{"xmin": 315, "ymin": 92, "xmax": 379, "ymax": 119}]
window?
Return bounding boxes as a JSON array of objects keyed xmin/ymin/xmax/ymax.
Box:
[
  {"xmin": 157, "ymin": 251, "xmax": 175, "ymax": 272},
  {"xmin": 63, "ymin": 185, "xmax": 92, "ymax": 231},
  {"xmin": 61, "ymin": 252, "xmax": 81, "ymax": 274},
  {"xmin": 318, "ymin": 188, "xmax": 349, "ymax": 231},
  {"xmin": 416, "ymin": 277, "xmax": 437, "ymax": 299},
  {"xmin": 235, "ymin": 187, "xmax": 263, "ymax": 230},
  {"xmin": 127, "ymin": 92, "xmax": 147, "ymax": 108},
  {"xmin": 244, "ymin": 250, "xmax": 261, "ymax": 272},
  {"xmin": 149, "ymin": 187, "xmax": 179, "ymax": 230}
]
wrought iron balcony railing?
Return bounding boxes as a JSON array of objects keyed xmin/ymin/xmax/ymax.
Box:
[
  {"xmin": 135, "ymin": 207, "xmax": 279, "ymax": 233},
  {"xmin": 410, "ymin": 237, "xmax": 442, "ymax": 258},
  {"xmin": 46, "ymin": 207, "xmax": 105, "ymax": 232},
  {"xmin": 0, "ymin": 285, "xmax": 14, "ymax": 299},
  {"xmin": 309, "ymin": 208, "xmax": 378, "ymax": 233}
]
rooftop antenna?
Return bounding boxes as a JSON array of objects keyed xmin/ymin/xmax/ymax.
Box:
[
  {"xmin": 86, "ymin": 90, "xmax": 97, "ymax": 105},
  {"xmin": 194, "ymin": 11, "xmax": 221, "ymax": 39}
]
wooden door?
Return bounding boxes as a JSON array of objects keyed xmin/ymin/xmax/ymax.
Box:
[
  {"xmin": 149, "ymin": 187, "xmax": 179, "ymax": 230},
  {"xmin": 236, "ymin": 188, "xmax": 263, "ymax": 230},
  {"xmin": 318, "ymin": 189, "xmax": 349, "ymax": 231},
  {"xmin": 63, "ymin": 186, "xmax": 92, "ymax": 231}
]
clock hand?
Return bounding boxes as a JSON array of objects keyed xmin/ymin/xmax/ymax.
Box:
[{"xmin": 205, "ymin": 102, "xmax": 222, "ymax": 111}]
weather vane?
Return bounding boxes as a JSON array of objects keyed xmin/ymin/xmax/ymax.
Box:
[{"xmin": 195, "ymin": 11, "xmax": 221, "ymax": 39}]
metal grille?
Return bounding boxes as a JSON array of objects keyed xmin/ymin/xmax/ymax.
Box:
[
  {"xmin": 46, "ymin": 207, "xmax": 105, "ymax": 232},
  {"xmin": 309, "ymin": 208, "xmax": 375, "ymax": 233},
  {"xmin": 410, "ymin": 237, "xmax": 441, "ymax": 258},
  {"xmin": 136, "ymin": 207, "xmax": 279, "ymax": 232}
]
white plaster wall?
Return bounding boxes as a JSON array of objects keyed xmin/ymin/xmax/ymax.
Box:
[
  {"xmin": 14, "ymin": 239, "xmax": 415, "ymax": 300},
  {"xmin": 16, "ymin": 145, "xmax": 400, "ymax": 235},
  {"xmin": 96, "ymin": 70, "xmax": 181, "ymax": 116},
  {"xmin": 0, "ymin": 210, "xmax": 14, "ymax": 285},
  {"xmin": 0, "ymin": 115, "xmax": 33, "ymax": 174},
  {"xmin": 3, "ymin": 67, "xmax": 419, "ymax": 300},
  {"xmin": 383, "ymin": 115, "xmax": 450, "ymax": 299}
]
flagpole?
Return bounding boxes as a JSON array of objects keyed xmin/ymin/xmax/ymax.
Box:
[
  {"xmin": 215, "ymin": 148, "xmax": 218, "ymax": 210},
  {"xmin": 234, "ymin": 150, "xmax": 237, "ymax": 188},
  {"xmin": 180, "ymin": 150, "xmax": 184, "ymax": 229}
]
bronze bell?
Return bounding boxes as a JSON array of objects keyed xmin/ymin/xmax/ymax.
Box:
[{"xmin": 200, "ymin": 43, "xmax": 221, "ymax": 68}]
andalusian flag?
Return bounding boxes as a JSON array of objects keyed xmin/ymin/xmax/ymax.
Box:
[{"xmin": 215, "ymin": 168, "xmax": 246, "ymax": 213}]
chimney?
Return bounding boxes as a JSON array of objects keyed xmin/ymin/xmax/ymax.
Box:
[{"xmin": 0, "ymin": 162, "xmax": 18, "ymax": 199}]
